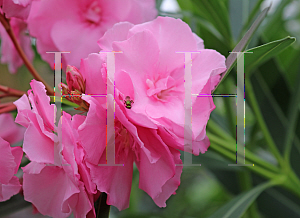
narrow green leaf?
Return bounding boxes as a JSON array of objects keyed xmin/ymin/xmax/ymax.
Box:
[
  {"xmin": 245, "ymin": 36, "xmax": 296, "ymax": 74},
  {"xmin": 208, "ymin": 182, "xmax": 272, "ymax": 218},
  {"xmin": 213, "ymin": 6, "xmax": 270, "ymax": 93}
]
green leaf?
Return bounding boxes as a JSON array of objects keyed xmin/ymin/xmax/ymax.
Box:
[
  {"xmin": 213, "ymin": 6, "xmax": 270, "ymax": 93},
  {"xmin": 208, "ymin": 182, "xmax": 272, "ymax": 218},
  {"xmin": 265, "ymin": 188, "xmax": 300, "ymax": 217},
  {"xmin": 177, "ymin": 0, "xmax": 232, "ymax": 43},
  {"xmin": 250, "ymin": 64, "xmax": 300, "ymax": 177},
  {"xmin": 245, "ymin": 36, "xmax": 296, "ymax": 74},
  {"xmin": 283, "ymin": 69, "xmax": 300, "ymax": 160},
  {"xmin": 155, "ymin": 0, "xmax": 163, "ymax": 11},
  {"xmin": 190, "ymin": 0, "xmax": 232, "ymax": 43}
]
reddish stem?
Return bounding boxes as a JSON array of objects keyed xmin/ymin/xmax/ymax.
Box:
[
  {"xmin": 0, "ymin": 102, "xmax": 14, "ymax": 108},
  {"xmin": 0, "ymin": 13, "xmax": 54, "ymax": 96},
  {"xmin": 0, "ymin": 103, "xmax": 16, "ymax": 114},
  {"xmin": 0, "ymin": 94, "xmax": 10, "ymax": 98},
  {"xmin": 0, "ymin": 84, "xmax": 26, "ymax": 97}
]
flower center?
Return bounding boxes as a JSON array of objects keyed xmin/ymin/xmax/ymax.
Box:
[
  {"xmin": 113, "ymin": 119, "xmax": 139, "ymax": 160},
  {"xmin": 146, "ymin": 76, "xmax": 177, "ymax": 102},
  {"xmin": 84, "ymin": 1, "xmax": 102, "ymax": 24},
  {"xmin": 115, "ymin": 120, "xmax": 133, "ymax": 150}
]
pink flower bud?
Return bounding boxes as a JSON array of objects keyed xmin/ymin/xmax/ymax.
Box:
[{"xmin": 66, "ymin": 65, "xmax": 86, "ymax": 93}]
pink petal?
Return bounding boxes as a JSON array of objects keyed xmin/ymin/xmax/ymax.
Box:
[
  {"xmin": 191, "ymin": 49, "xmax": 226, "ymax": 95},
  {"xmin": 23, "ymin": 163, "xmax": 80, "ymax": 218},
  {"xmin": 193, "ymin": 33, "xmax": 205, "ymax": 50},
  {"xmin": 0, "ymin": 113, "xmax": 25, "ymax": 145},
  {"xmin": 51, "ymin": 20, "xmax": 103, "ymax": 68},
  {"xmin": 0, "ymin": 176, "xmax": 21, "ymax": 202},
  {"xmin": 0, "ymin": 18, "xmax": 33, "ymax": 73},
  {"xmin": 152, "ymin": 147, "xmax": 182, "ymax": 206},
  {"xmin": 78, "ymin": 97, "xmax": 107, "ymax": 165},
  {"xmin": 11, "ymin": 146, "xmax": 23, "ymax": 174},
  {"xmin": 115, "ymin": 70, "xmax": 135, "ymax": 101},
  {"xmin": 28, "ymin": 80, "xmax": 56, "ymax": 132},
  {"xmin": 0, "ymin": 137, "xmax": 15, "ymax": 184},
  {"xmin": 135, "ymin": 128, "xmax": 182, "ymax": 207},
  {"xmin": 12, "ymin": 0, "xmax": 31, "ymax": 7},
  {"xmin": 113, "ymin": 30, "xmax": 159, "ymax": 114},
  {"xmin": 98, "ymin": 22, "xmax": 134, "ymax": 50},
  {"xmin": 23, "ymin": 114, "xmax": 56, "ymax": 163},
  {"xmin": 125, "ymin": 0, "xmax": 157, "ymax": 23},
  {"xmin": 2, "ymin": 0, "xmax": 31, "ymax": 19},
  {"xmin": 87, "ymin": 148, "xmax": 135, "ymax": 211},
  {"xmin": 80, "ymin": 53, "xmax": 106, "ymax": 95},
  {"xmin": 128, "ymin": 16, "xmax": 197, "ymax": 73}
]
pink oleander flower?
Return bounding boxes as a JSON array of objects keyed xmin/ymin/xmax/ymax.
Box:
[
  {"xmin": 0, "ymin": 137, "xmax": 23, "ymax": 202},
  {"xmin": 98, "ymin": 16, "xmax": 226, "ymax": 155},
  {"xmin": 1, "ymin": 0, "xmax": 32, "ymax": 20},
  {"xmin": 0, "ymin": 17, "xmax": 34, "ymax": 73},
  {"xmin": 14, "ymin": 80, "xmax": 97, "ymax": 218},
  {"xmin": 73, "ymin": 16, "xmax": 226, "ymax": 210},
  {"xmin": 27, "ymin": 0, "xmax": 157, "ymax": 69}
]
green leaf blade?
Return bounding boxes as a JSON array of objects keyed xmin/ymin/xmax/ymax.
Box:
[
  {"xmin": 245, "ymin": 36, "xmax": 296, "ymax": 74},
  {"xmin": 208, "ymin": 183, "xmax": 272, "ymax": 218},
  {"xmin": 213, "ymin": 6, "xmax": 271, "ymax": 93}
]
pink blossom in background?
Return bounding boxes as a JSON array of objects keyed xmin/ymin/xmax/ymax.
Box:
[
  {"xmin": 1, "ymin": 0, "xmax": 32, "ymax": 20},
  {"xmin": 0, "ymin": 137, "xmax": 23, "ymax": 202},
  {"xmin": 0, "ymin": 113, "xmax": 25, "ymax": 145},
  {"xmin": 27, "ymin": 0, "xmax": 157, "ymax": 69},
  {"xmin": 0, "ymin": 113, "xmax": 24, "ymax": 201},
  {"xmin": 14, "ymin": 80, "xmax": 97, "ymax": 218},
  {"xmin": 0, "ymin": 17, "xmax": 34, "ymax": 73}
]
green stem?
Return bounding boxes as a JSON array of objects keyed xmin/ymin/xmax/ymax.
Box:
[
  {"xmin": 209, "ymin": 142, "xmax": 277, "ymax": 180},
  {"xmin": 239, "ymin": 171, "xmax": 261, "ymax": 218},
  {"xmin": 286, "ymin": 170, "xmax": 300, "ymax": 199},
  {"xmin": 95, "ymin": 193, "xmax": 110, "ymax": 218},
  {"xmin": 283, "ymin": 72, "xmax": 300, "ymax": 161},
  {"xmin": 223, "ymin": 80, "xmax": 236, "ymax": 137},
  {"xmin": 207, "ymin": 119, "xmax": 234, "ymax": 142},
  {"xmin": 207, "ymin": 131, "xmax": 280, "ymax": 174},
  {"xmin": 50, "ymin": 96, "xmax": 79, "ymax": 107},
  {"xmin": 245, "ymin": 79, "xmax": 285, "ymax": 167},
  {"xmin": 209, "ymin": 131, "xmax": 300, "ymax": 199}
]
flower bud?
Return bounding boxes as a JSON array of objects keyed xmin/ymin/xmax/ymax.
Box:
[
  {"xmin": 61, "ymin": 66, "xmax": 89, "ymax": 112},
  {"xmin": 66, "ymin": 65, "xmax": 86, "ymax": 93}
]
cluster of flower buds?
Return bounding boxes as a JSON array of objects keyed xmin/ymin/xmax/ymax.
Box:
[{"xmin": 61, "ymin": 65, "xmax": 89, "ymax": 112}]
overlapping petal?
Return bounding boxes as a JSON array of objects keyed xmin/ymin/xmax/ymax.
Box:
[{"xmin": 0, "ymin": 137, "xmax": 22, "ymax": 202}]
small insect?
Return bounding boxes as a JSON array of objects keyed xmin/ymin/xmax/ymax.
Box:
[{"xmin": 124, "ymin": 96, "xmax": 134, "ymax": 109}]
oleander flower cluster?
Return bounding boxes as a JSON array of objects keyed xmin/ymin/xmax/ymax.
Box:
[
  {"xmin": 0, "ymin": 1, "xmax": 227, "ymax": 217},
  {"xmin": 0, "ymin": 113, "xmax": 24, "ymax": 202}
]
